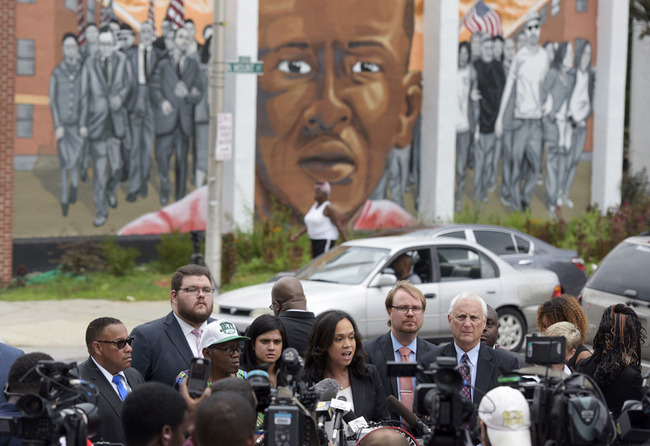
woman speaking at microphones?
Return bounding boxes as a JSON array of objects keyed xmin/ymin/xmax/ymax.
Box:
[{"xmin": 303, "ymin": 310, "xmax": 390, "ymax": 424}]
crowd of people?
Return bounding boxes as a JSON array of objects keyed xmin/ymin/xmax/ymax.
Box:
[
  {"xmin": 50, "ymin": 18, "xmax": 212, "ymax": 226},
  {"xmin": 0, "ymin": 264, "xmax": 646, "ymax": 446},
  {"xmin": 457, "ymin": 11, "xmax": 594, "ymax": 218}
]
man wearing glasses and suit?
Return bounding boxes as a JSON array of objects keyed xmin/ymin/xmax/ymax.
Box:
[
  {"xmin": 131, "ymin": 265, "xmax": 216, "ymax": 386},
  {"xmin": 364, "ymin": 281, "xmax": 438, "ymax": 423},
  {"xmin": 74, "ymin": 317, "xmax": 144, "ymax": 445}
]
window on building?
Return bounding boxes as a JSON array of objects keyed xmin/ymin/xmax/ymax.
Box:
[
  {"xmin": 16, "ymin": 39, "xmax": 35, "ymax": 76},
  {"xmin": 540, "ymin": 5, "xmax": 548, "ymax": 25},
  {"xmin": 17, "ymin": 0, "xmax": 36, "ymax": 4},
  {"xmin": 551, "ymin": 0, "xmax": 560, "ymax": 16},
  {"xmin": 64, "ymin": 0, "xmax": 76, "ymax": 11},
  {"xmin": 17, "ymin": 104, "xmax": 34, "ymax": 138},
  {"xmin": 576, "ymin": 0, "xmax": 588, "ymax": 13}
]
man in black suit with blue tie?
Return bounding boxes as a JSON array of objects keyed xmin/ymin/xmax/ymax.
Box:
[
  {"xmin": 364, "ymin": 281, "xmax": 438, "ymax": 422},
  {"xmin": 131, "ymin": 265, "xmax": 216, "ymax": 386},
  {"xmin": 417, "ymin": 292, "xmax": 519, "ymax": 408},
  {"xmin": 74, "ymin": 317, "xmax": 144, "ymax": 445}
]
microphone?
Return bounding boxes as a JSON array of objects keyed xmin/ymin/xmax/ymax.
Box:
[
  {"xmin": 315, "ymin": 389, "xmax": 338, "ymax": 428},
  {"xmin": 311, "ymin": 378, "xmax": 340, "ymax": 399},
  {"xmin": 342, "ymin": 410, "xmax": 368, "ymax": 431},
  {"xmin": 331, "ymin": 396, "xmax": 348, "ymax": 445},
  {"xmin": 386, "ymin": 395, "xmax": 431, "ymax": 436},
  {"xmin": 281, "ymin": 348, "xmax": 304, "ymax": 377}
]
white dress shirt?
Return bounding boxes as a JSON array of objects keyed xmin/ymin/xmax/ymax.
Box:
[
  {"xmin": 91, "ymin": 356, "xmax": 132, "ymax": 398},
  {"xmin": 173, "ymin": 313, "xmax": 208, "ymax": 357}
]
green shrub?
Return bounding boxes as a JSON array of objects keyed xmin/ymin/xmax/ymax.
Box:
[
  {"xmin": 103, "ymin": 238, "xmax": 140, "ymax": 277},
  {"xmin": 155, "ymin": 232, "xmax": 194, "ymax": 273},
  {"xmin": 56, "ymin": 239, "xmax": 106, "ymax": 275}
]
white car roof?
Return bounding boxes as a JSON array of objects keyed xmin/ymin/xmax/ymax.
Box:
[
  {"xmin": 342, "ymin": 235, "xmax": 490, "ymax": 253},
  {"xmin": 623, "ymin": 236, "xmax": 650, "ymax": 246}
]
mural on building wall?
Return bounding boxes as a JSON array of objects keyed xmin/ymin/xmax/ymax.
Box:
[
  {"xmin": 456, "ymin": 0, "xmax": 596, "ymax": 218},
  {"xmin": 254, "ymin": 0, "xmax": 423, "ymax": 231}
]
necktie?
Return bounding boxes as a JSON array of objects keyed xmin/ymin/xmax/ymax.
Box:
[
  {"xmin": 191, "ymin": 329, "xmax": 203, "ymax": 358},
  {"xmin": 398, "ymin": 347, "xmax": 414, "ymax": 412},
  {"xmin": 112, "ymin": 375, "xmax": 128, "ymax": 400},
  {"xmin": 459, "ymin": 353, "xmax": 472, "ymax": 402}
]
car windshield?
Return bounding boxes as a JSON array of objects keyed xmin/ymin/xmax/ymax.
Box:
[
  {"xmin": 295, "ymin": 246, "xmax": 390, "ymax": 285},
  {"xmin": 588, "ymin": 241, "xmax": 650, "ymax": 301}
]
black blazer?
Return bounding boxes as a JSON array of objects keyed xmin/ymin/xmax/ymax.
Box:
[
  {"xmin": 349, "ymin": 363, "xmax": 390, "ymax": 422},
  {"xmin": 74, "ymin": 357, "xmax": 144, "ymax": 444},
  {"xmin": 363, "ymin": 332, "xmax": 439, "ymax": 420},
  {"xmin": 577, "ymin": 362, "xmax": 644, "ymax": 418},
  {"xmin": 130, "ymin": 311, "xmax": 215, "ymax": 386},
  {"xmin": 277, "ymin": 311, "xmax": 316, "ymax": 357},
  {"xmin": 417, "ymin": 342, "xmax": 519, "ymax": 407}
]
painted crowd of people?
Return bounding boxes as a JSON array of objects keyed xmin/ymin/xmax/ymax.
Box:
[
  {"xmin": 49, "ymin": 18, "xmax": 212, "ymax": 227},
  {"xmin": 457, "ymin": 11, "xmax": 594, "ymax": 217}
]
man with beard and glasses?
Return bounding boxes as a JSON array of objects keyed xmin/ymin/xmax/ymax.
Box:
[
  {"xmin": 364, "ymin": 281, "xmax": 438, "ymax": 422},
  {"xmin": 131, "ymin": 265, "xmax": 217, "ymax": 386}
]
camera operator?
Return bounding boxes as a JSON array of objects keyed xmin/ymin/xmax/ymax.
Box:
[
  {"xmin": 1, "ymin": 352, "xmax": 54, "ymax": 446},
  {"xmin": 477, "ymin": 387, "xmax": 532, "ymax": 446},
  {"xmin": 121, "ymin": 382, "xmax": 189, "ymax": 446},
  {"xmin": 192, "ymin": 391, "xmax": 257, "ymax": 446}
]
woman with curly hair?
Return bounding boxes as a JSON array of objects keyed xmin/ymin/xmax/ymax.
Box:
[
  {"xmin": 536, "ymin": 294, "xmax": 591, "ymax": 370},
  {"xmin": 241, "ymin": 314, "xmax": 289, "ymax": 388},
  {"xmin": 576, "ymin": 304, "xmax": 646, "ymax": 417},
  {"xmin": 304, "ymin": 310, "xmax": 389, "ymax": 422}
]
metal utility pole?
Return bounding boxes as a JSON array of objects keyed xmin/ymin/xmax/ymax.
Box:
[{"xmin": 205, "ymin": 0, "xmax": 226, "ymax": 291}]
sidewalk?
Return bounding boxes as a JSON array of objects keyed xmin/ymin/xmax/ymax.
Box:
[{"xmin": 0, "ymin": 299, "xmax": 171, "ymax": 364}]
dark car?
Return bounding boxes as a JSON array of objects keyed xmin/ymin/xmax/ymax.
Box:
[{"xmin": 390, "ymin": 224, "xmax": 587, "ymax": 298}]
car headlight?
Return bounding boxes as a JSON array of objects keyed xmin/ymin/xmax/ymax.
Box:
[{"xmin": 250, "ymin": 308, "xmax": 273, "ymax": 318}]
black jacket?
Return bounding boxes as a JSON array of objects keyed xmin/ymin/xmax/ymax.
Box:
[{"xmin": 278, "ymin": 310, "xmax": 316, "ymax": 357}]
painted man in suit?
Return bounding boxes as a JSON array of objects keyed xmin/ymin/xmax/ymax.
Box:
[
  {"xmin": 271, "ymin": 276, "xmax": 316, "ymax": 356},
  {"xmin": 79, "ymin": 26, "xmax": 132, "ymax": 227},
  {"xmin": 0, "ymin": 342, "xmax": 24, "ymax": 405},
  {"xmin": 74, "ymin": 317, "xmax": 144, "ymax": 445},
  {"xmin": 417, "ymin": 292, "xmax": 519, "ymax": 409},
  {"xmin": 131, "ymin": 264, "xmax": 215, "ymax": 386},
  {"xmin": 126, "ymin": 21, "xmax": 159, "ymax": 202},
  {"xmin": 50, "ymin": 33, "xmax": 85, "ymax": 217},
  {"xmin": 364, "ymin": 281, "xmax": 438, "ymax": 421},
  {"xmin": 151, "ymin": 27, "xmax": 202, "ymax": 205}
]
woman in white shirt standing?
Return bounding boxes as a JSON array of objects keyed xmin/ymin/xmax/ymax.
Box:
[{"xmin": 291, "ymin": 181, "xmax": 348, "ymax": 258}]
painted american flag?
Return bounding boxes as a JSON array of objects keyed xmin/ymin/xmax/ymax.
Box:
[
  {"xmin": 166, "ymin": 0, "xmax": 185, "ymax": 29},
  {"xmin": 147, "ymin": 0, "xmax": 155, "ymax": 25},
  {"xmin": 76, "ymin": 0, "xmax": 85, "ymax": 46},
  {"xmin": 100, "ymin": 0, "xmax": 115, "ymax": 27},
  {"xmin": 464, "ymin": 0, "xmax": 503, "ymax": 37}
]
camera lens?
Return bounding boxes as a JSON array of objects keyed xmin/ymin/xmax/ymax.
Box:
[{"xmin": 16, "ymin": 394, "xmax": 46, "ymax": 418}]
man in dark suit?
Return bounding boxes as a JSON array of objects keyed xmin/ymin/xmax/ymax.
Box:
[
  {"xmin": 125, "ymin": 20, "xmax": 160, "ymax": 202},
  {"xmin": 150, "ymin": 27, "xmax": 202, "ymax": 205},
  {"xmin": 79, "ymin": 26, "xmax": 132, "ymax": 227},
  {"xmin": 364, "ymin": 281, "xmax": 438, "ymax": 421},
  {"xmin": 0, "ymin": 342, "xmax": 24, "ymax": 405},
  {"xmin": 271, "ymin": 276, "xmax": 316, "ymax": 356},
  {"xmin": 481, "ymin": 305, "xmax": 528, "ymax": 368},
  {"xmin": 74, "ymin": 317, "xmax": 144, "ymax": 445},
  {"xmin": 131, "ymin": 264, "xmax": 216, "ymax": 386},
  {"xmin": 418, "ymin": 292, "xmax": 519, "ymax": 409}
]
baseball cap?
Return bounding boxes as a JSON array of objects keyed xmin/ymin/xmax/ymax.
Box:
[
  {"xmin": 478, "ymin": 386, "xmax": 532, "ymax": 446},
  {"xmin": 200, "ymin": 320, "xmax": 250, "ymax": 350}
]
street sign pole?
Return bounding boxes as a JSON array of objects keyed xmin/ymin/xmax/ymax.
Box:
[{"xmin": 206, "ymin": 0, "xmax": 226, "ymax": 292}]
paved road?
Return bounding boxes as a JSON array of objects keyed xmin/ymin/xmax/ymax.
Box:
[{"xmin": 0, "ymin": 299, "xmax": 171, "ymax": 364}]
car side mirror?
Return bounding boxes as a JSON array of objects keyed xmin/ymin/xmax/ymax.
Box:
[{"xmin": 370, "ymin": 273, "xmax": 397, "ymax": 288}]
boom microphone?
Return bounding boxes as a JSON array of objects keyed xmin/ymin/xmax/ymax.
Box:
[
  {"xmin": 387, "ymin": 395, "xmax": 431, "ymax": 435},
  {"xmin": 311, "ymin": 378, "xmax": 340, "ymax": 398}
]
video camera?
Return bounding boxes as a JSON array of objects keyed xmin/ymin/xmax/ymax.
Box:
[
  {"xmin": 613, "ymin": 372, "xmax": 650, "ymax": 446},
  {"xmin": 387, "ymin": 356, "xmax": 475, "ymax": 446},
  {"xmin": 0, "ymin": 360, "xmax": 100, "ymax": 446}
]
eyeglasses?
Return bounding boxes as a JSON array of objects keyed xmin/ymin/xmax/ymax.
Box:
[
  {"xmin": 268, "ymin": 301, "xmax": 278, "ymax": 310},
  {"xmin": 526, "ymin": 24, "xmax": 540, "ymax": 31},
  {"xmin": 391, "ymin": 306, "xmax": 424, "ymax": 315},
  {"xmin": 97, "ymin": 337, "xmax": 134, "ymax": 349},
  {"xmin": 211, "ymin": 346, "xmax": 244, "ymax": 356},
  {"xmin": 178, "ymin": 287, "xmax": 215, "ymax": 296}
]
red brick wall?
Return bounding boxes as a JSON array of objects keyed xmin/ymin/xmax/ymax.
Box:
[{"xmin": 0, "ymin": 0, "xmax": 16, "ymax": 282}]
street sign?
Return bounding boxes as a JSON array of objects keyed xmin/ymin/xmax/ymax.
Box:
[
  {"xmin": 215, "ymin": 113, "xmax": 233, "ymax": 161},
  {"xmin": 226, "ymin": 56, "xmax": 264, "ymax": 74}
]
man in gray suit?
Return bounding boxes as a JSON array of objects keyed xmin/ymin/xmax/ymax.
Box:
[
  {"xmin": 151, "ymin": 27, "xmax": 202, "ymax": 205},
  {"xmin": 126, "ymin": 21, "xmax": 159, "ymax": 202},
  {"xmin": 79, "ymin": 26, "xmax": 132, "ymax": 227},
  {"xmin": 75, "ymin": 317, "xmax": 144, "ymax": 445},
  {"xmin": 50, "ymin": 33, "xmax": 85, "ymax": 217},
  {"xmin": 364, "ymin": 281, "xmax": 438, "ymax": 422}
]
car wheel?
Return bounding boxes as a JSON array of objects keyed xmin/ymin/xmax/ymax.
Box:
[{"xmin": 497, "ymin": 307, "xmax": 527, "ymax": 352}]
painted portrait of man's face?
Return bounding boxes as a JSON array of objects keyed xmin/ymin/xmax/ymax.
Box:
[{"xmin": 256, "ymin": 0, "xmax": 422, "ymax": 220}]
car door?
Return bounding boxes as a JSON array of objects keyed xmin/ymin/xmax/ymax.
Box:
[
  {"xmin": 433, "ymin": 245, "xmax": 502, "ymax": 337},
  {"xmin": 365, "ymin": 248, "xmax": 441, "ymax": 339}
]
